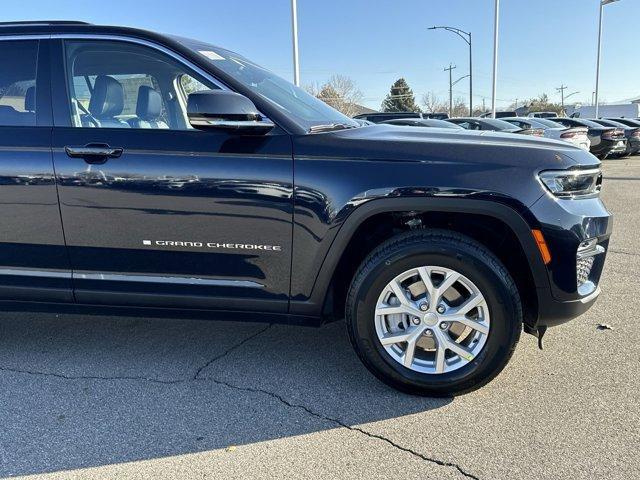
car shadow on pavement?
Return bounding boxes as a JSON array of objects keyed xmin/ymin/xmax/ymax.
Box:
[{"xmin": 0, "ymin": 314, "xmax": 451, "ymax": 477}]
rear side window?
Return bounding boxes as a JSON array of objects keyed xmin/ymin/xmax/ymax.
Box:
[{"xmin": 0, "ymin": 41, "xmax": 38, "ymax": 126}]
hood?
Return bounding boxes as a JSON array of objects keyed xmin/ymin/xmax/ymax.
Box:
[{"xmin": 295, "ymin": 124, "xmax": 599, "ymax": 169}]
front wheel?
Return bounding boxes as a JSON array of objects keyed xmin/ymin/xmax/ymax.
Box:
[{"xmin": 346, "ymin": 229, "xmax": 522, "ymax": 396}]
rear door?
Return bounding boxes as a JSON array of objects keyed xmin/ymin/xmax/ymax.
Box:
[
  {"xmin": 0, "ymin": 38, "xmax": 72, "ymax": 302},
  {"xmin": 49, "ymin": 38, "xmax": 293, "ymax": 313}
]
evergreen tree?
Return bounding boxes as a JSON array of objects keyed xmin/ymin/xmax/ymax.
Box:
[{"xmin": 381, "ymin": 78, "xmax": 421, "ymax": 113}]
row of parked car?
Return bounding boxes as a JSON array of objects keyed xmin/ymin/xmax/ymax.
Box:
[{"xmin": 353, "ymin": 112, "xmax": 640, "ymax": 159}]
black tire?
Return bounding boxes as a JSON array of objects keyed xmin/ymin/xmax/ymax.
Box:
[{"xmin": 346, "ymin": 229, "xmax": 522, "ymax": 396}]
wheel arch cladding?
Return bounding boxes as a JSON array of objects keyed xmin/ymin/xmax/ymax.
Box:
[{"xmin": 297, "ymin": 197, "xmax": 547, "ymax": 328}]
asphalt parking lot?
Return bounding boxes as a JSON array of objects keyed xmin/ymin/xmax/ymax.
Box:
[{"xmin": 0, "ymin": 158, "xmax": 638, "ymax": 480}]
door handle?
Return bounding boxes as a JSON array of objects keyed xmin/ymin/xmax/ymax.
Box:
[{"xmin": 65, "ymin": 144, "xmax": 124, "ymax": 164}]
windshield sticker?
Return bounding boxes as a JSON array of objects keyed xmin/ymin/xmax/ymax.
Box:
[{"xmin": 199, "ymin": 50, "xmax": 225, "ymax": 61}]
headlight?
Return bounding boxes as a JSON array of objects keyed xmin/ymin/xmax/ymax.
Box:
[{"xmin": 538, "ymin": 168, "xmax": 602, "ymax": 198}]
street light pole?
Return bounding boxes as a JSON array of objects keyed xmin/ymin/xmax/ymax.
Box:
[
  {"xmin": 428, "ymin": 26, "xmax": 473, "ymax": 116},
  {"xmin": 595, "ymin": 0, "xmax": 621, "ymax": 118},
  {"xmin": 491, "ymin": 0, "xmax": 500, "ymax": 118},
  {"xmin": 291, "ymin": 0, "xmax": 300, "ymax": 86}
]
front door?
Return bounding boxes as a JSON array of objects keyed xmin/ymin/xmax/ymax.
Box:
[{"xmin": 50, "ymin": 38, "xmax": 293, "ymax": 312}]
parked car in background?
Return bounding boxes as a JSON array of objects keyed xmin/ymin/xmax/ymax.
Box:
[
  {"xmin": 381, "ymin": 118, "xmax": 463, "ymax": 129},
  {"xmin": 353, "ymin": 112, "xmax": 420, "ymax": 123},
  {"xmin": 552, "ymin": 117, "xmax": 628, "ymax": 159},
  {"xmin": 446, "ymin": 117, "xmax": 530, "ymax": 134},
  {"xmin": 527, "ymin": 112, "xmax": 559, "ymax": 118},
  {"xmin": 566, "ymin": 103, "xmax": 640, "ymax": 119},
  {"xmin": 353, "ymin": 112, "xmax": 449, "ymax": 123},
  {"xmin": 591, "ymin": 118, "xmax": 640, "ymax": 157},
  {"xmin": 479, "ymin": 111, "xmax": 517, "ymax": 119},
  {"xmin": 607, "ymin": 118, "xmax": 640, "ymax": 128},
  {"xmin": 423, "ymin": 112, "xmax": 450, "ymax": 120},
  {"xmin": 502, "ymin": 117, "xmax": 590, "ymax": 151}
]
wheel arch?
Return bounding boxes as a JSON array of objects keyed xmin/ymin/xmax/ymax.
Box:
[{"xmin": 290, "ymin": 197, "xmax": 549, "ymax": 328}]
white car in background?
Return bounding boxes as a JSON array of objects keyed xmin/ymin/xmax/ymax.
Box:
[{"xmin": 502, "ymin": 117, "xmax": 591, "ymax": 151}]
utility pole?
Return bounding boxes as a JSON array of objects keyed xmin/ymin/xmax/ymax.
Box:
[
  {"xmin": 444, "ymin": 64, "xmax": 457, "ymax": 117},
  {"xmin": 556, "ymin": 84, "xmax": 568, "ymax": 109},
  {"xmin": 291, "ymin": 0, "xmax": 300, "ymax": 86}
]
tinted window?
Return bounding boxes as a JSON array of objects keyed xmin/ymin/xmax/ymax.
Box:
[
  {"xmin": 64, "ymin": 40, "xmax": 218, "ymax": 130},
  {"xmin": 0, "ymin": 41, "xmax": 38, "ymax": 127}
]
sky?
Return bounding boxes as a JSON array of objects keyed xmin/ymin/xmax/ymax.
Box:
[{"xmin": 2, "ymin": 0, "xmax": 637, "ymax": 110}]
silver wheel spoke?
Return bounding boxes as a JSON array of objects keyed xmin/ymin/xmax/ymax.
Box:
[
  {"xmin": 434, "ymin": 341, "xmax": 446, "ymax": 373},
  {"xmin": 388, "ymin": 279, "xmax": 410, "ymax": 305},
  {"xmin": 379, "ymin": 329, "xmax": 416, "ymax": 346},
  {"xmin": 385, "ymin": 280, "xmax": 422, "ymax": 317},
  {"xmin": 451, "ymin": 293, "xmax": 483, "ymax": 315},
  {"xmin": 447, "ymin": 314, "xmax": 490, "ymax": 335},
  {"xmin": 417, "ymin": 266, "xmax": 436, "ymax": 297},
  {"xmin": 402, "ymin": 336, "xmax": 418, "ymax": 368},
  {"xmin": 435, "ymin": 271, "xmax": 460, "ymax": 301},
  {"xmin": 375, "ymin": 305, "xmax": 410, "ymax": 317},
  {"xmin": 444, "ymin": 339, "xmax": 475, "ymax": 362}
]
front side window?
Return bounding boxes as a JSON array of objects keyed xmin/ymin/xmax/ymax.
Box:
[
  {"xmin": 0, "ymin": 41, "xmax": 38, "ymax": 127},
  {"xmin": 64, "ymin": 40, "xmax": 218, "ymax": 130}
]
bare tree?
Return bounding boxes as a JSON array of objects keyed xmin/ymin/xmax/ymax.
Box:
[
  {"xmin": 306, "ymin": 75, "xmax": 364, "ymax": 117},
  {"xmin": 451, "ymin": 97, "xmax": 469, "ymax": 118},
  {"xmin": 421, "ymin": 92, "xmax": 448, "ymax": 114}
]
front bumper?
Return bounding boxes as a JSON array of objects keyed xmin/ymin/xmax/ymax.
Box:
[{"xmin": 528, "ymin": 193, "xmax": 613, "ymax": 327}]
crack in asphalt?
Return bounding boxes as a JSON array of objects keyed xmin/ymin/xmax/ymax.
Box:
[
  {"xmin": 0, "ymin": 322, "xmax": 478, "ymax": 480},
  {"xmin": 0, "ymin": 324, "xmax": 272, "ymax": 385},
  {"xmin": 193, "ymin": 324, "xmax": 271, "ymax": 380},
  {"xmin": 204, "ymin": 376, "xmax": 479, "ymax": 480},
  {"xmin": 609, "ymin": 248, "xmax": 640, "ymax": 258}
]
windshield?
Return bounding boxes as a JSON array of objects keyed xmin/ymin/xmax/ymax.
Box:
[{"xmin": 175, "ymin": 37, "xmax": 359, "ymax": 131}]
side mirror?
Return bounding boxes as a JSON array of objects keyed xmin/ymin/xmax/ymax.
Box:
[{"xmin": 187, "ymin": 90, "xmax": 275, "ymax": 135}]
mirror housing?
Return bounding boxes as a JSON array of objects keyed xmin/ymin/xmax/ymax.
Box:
[{"xmin": 187, "ymin": 90, "xmax": 275, "ymax": 134}]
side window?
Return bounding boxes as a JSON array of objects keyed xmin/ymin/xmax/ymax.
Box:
[
  {"xmin": 0, "ymin": 41, "xmax": 38, "ymax": 127},
  {"xmin": 64, "ymin": 40, "xmax": 219, "ymax": 130}
]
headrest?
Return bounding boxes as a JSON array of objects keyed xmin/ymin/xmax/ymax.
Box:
[
  {"xmin": 136, "ymin": 86, "xmax": 163, "ymax": 121},
  {"xmin": 88, "ymin": 75, "xmax": 124, "ymax": 118},
  {"xmin": 24, "ymin": 86, "xmax": 36, "ymax": 112}
]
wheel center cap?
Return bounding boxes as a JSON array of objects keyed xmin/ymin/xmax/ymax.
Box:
[{"xmin": 423, "ymin": 312, "xmax": 439, "ymax": 326}]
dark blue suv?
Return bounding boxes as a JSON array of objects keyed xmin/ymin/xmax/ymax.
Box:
[{"xmin": 0, "ymin": 21, "xmax": 612, "ymax": 395}]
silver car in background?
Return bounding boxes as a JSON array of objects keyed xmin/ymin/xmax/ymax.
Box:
[{"xmin": 502, "ymin": 117, "xmax": 591, "ymax": 151}]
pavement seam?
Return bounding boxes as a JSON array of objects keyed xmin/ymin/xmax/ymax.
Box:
[{"xmin": 202, "ymin": 376, "xmax": 480, "ymax": 480}]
